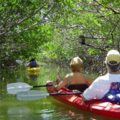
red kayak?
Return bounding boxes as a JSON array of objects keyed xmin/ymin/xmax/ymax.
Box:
[{"xmin": 46, "ymin": 81, "xmax": 120, "ymax": 119}]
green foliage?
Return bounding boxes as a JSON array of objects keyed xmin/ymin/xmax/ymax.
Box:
[
  {"xmin": 39, "ymin": 0, "xmax": 120, "ymax": 66},
  {"xmin": 1, "ymin": 0, "xmax": 120, "ymax": 69},
  {"xmin": 88, "ymin": 48, "xmax": 102, "ymax": 55},
  {"xmin": 0, "ymin": 0, "xmax": 54, "ymax": 66}
]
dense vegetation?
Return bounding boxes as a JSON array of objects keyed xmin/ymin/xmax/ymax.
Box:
[{"xmin": 1, "ymin": 0, "xmax": 120, "ymax": 74}]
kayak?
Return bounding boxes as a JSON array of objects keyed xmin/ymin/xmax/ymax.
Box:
[
  {"xmin": 27, "ymin": 67, "xmax": 40, "ymax": 74},
  {"xmin": 46, "ymin": 81, "xmax": 120, "ymax": 119}
]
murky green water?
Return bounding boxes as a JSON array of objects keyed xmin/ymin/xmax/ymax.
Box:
[{"xmin": 0, "ymin": 63, "xmax": 119, "ymax": 120}]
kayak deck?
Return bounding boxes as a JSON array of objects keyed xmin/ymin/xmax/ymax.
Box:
[
  {"xmin": 27, "ymin": 67, "xmax": 40, "ymax": 74},
  {"xmin": 46, "ymin": 81, "xmax": 120, "ymax": 119}
]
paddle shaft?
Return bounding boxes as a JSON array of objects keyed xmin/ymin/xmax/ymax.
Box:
[
  {"xmin": 49, "ymin": 92, "xmax": 82, "ymax": 96},
  {"xmin": 33, "ymin": 84, "xmax": 53, "ymax": 88},
  {"xmin": 8, "ymin": 84, "xmax": 53, "ymax": 90},
  {"xmin": 7, "ymin": 83, "xmax": 53, "ymax": 94},
  {"xmin": 16, "ymin": 90, "xmax": 82, "ymax": 101}
]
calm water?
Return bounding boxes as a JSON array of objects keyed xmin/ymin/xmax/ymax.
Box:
[{"xmin": 0, "ymin": 63, "xmax": 119, "ymax": 120}]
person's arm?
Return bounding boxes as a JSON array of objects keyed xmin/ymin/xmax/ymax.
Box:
[
  {"xmin": 82, "ymin": 77, "xmax": 100, "ymax": 101},
  {"xmin": 82, "ymin": 94, "xmax": 88, "ymax": 101},
  {"xmin": 37, "ymin": 64, "xmax": 39, "ymax": 67},
  {"xmin": 27, "ymin": 63, "xmax": 31, "ymax": 67},
  {"xmin": 56, "ymin": 73, "xmax": 63, "ymax": 84},
  {"xmin": 87, "ymin": 77, "xmax": 93, "ymax": 86},
  {"xmin": 53, "ymin": 74, "xmax": 68, "ymax": 91}
]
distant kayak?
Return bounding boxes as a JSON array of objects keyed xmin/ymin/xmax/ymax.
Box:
[
  {"xmin": 46, "ymin": 81, "xmax": 120, "ymax": 119},
  {"xmin": 27, "ymin": 67, "xmax": 40, "ymax": 74}
]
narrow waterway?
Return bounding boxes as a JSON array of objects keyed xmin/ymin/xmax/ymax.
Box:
[{"xmin": 0, "ymin": 63, "xmax": 118, "ymax": 120}]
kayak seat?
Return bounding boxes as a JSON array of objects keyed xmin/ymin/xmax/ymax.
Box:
[{"xmin": 68, "ymin": 84, "xmax": 88, "ymax": 93}]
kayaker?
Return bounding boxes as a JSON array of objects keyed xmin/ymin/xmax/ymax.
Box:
[
  {"xmin": 82, "ymin": 50, "xmax": 120, "ymax": 103},
  {"xmin": 27, "ymin": 58, "xmax": 39, "ymax": 68},
  {"xmin": 53, "ymin": 56, "xmax": 92, "ymax": 92}
]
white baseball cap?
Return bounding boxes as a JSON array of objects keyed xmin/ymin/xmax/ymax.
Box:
[{"xmin": 105, "ymin": 50, "xmax": 120, "ymax": 65}]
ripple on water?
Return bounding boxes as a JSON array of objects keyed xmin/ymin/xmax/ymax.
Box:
[{"xmin": 36, "ymin": 109, "xmax": 54, "ymax": 114}]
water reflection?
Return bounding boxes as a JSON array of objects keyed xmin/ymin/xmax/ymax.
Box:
[
  {"xmin": 16, "ymin": 77, "xmax": 23, "ymax": 82},
  {"xmin": 27, "ymin": 74, "xmax": 39, "ymax": 81},
  {"xmin": 7, "ymin": 106, "xmax": 54, "ymax": 115},
  {"xmin": 7, "ymin": 106, "xmax": 31, "ymax": 114}
]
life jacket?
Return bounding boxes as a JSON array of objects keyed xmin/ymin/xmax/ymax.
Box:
[
  {"xmin": 102, "ymin": 82, "xmax": 120, "ymax": 104},
  {"xmin": 30, "ymin": 61, "xmax": 37, "ymax": 67}
]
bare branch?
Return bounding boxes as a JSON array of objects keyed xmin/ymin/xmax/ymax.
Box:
[
  {"xmin": 85, "ymin": 43, "xmax": 107, "ymax": 51},
  {"xmin": 94, "ymin": 0, "xmax": 120, "ymax": 14},
  {"xmin": 106, "ymin": 18, "xmax": 120, "ymax": 39},
  {"xmin": 65, "ymin": 36, "xmax": 107, "ymax": 51},
  {"xmin": 6, "ymin": 4, "xmax": 55, "ymax": 37},
  {"xmin": 92, "ymin": 5, "xmax": 120, "ymax": 28},
  {"xmin": 0, "ymin": 3, "xmax": 46, "ymax": 37}
]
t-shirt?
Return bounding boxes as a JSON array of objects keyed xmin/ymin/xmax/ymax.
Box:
[{"xmin": 83, "ymin": 73, "xmax": 120, "ymax": 100}]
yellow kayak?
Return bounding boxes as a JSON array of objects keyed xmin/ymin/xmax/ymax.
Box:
[{"xmin": 27, "ymin": 67, "xmax": 40, "ymax": 74}]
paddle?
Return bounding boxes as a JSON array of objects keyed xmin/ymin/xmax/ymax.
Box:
[
  {"xmin": 16, "ymin": 60, "xmax": 28, "ymax": 67},
  {"xmin": 16, "ymin": 60, "xmax": 23, "ymax": 65},
  {"xmin": 17, "ymin": 90, "xmax": 82, "ymax": 101},
  {"xmin": 7, "ymin": 82, "xmax": 52, "ymax": 94}
]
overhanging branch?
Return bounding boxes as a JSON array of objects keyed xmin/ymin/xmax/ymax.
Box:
[
  {"xmin": 0, "ymin": 2, "xmax": 46, "ymax": 37},
  {"xmin": 6, "ymin": 4, "xmax": 55, "ymax": 37}
]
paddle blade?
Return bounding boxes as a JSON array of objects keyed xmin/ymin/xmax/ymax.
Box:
[
  {"xmin": 17, "ymin": 90, "xmax": 49, "ymax": 101},
  {"xmin": 7, "ymin": 82, "xmax": 32, "ymax": 94},
  {"xmin": 16, "ymin": 60, "xmax": 23, "ymax": 64}
]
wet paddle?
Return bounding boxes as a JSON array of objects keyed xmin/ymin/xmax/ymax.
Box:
[
  {"xmin": 16, "ymin": 60, "xmax": 28, "ymax": 67},
  {"xmin": 16, "ymin": 60, "xmax": 23, "ymax": 65},
  {"xmin": 7, "ymin": 82, "xmax": 52, "ymax": 94},
  {"xmin": 17, "ymin": 90, "xmax": 82, "ymax": 101}
]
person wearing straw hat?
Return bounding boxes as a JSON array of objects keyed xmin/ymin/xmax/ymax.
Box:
[
  {"xmin": 53, "ymin": 56, "xmax": 92, "ymax": 92},
  {"xmin": 82, "ymin": 49, "xmax": 120, "ymax": 101}
]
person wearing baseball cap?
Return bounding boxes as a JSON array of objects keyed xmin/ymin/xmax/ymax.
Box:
[
  {"xmin": 105, "ymin": 50, "xmax": 120, "ymax": 72},
  {"xmin": 82, "ymin": 50, "xmax": 120, "ymax": 101}
]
